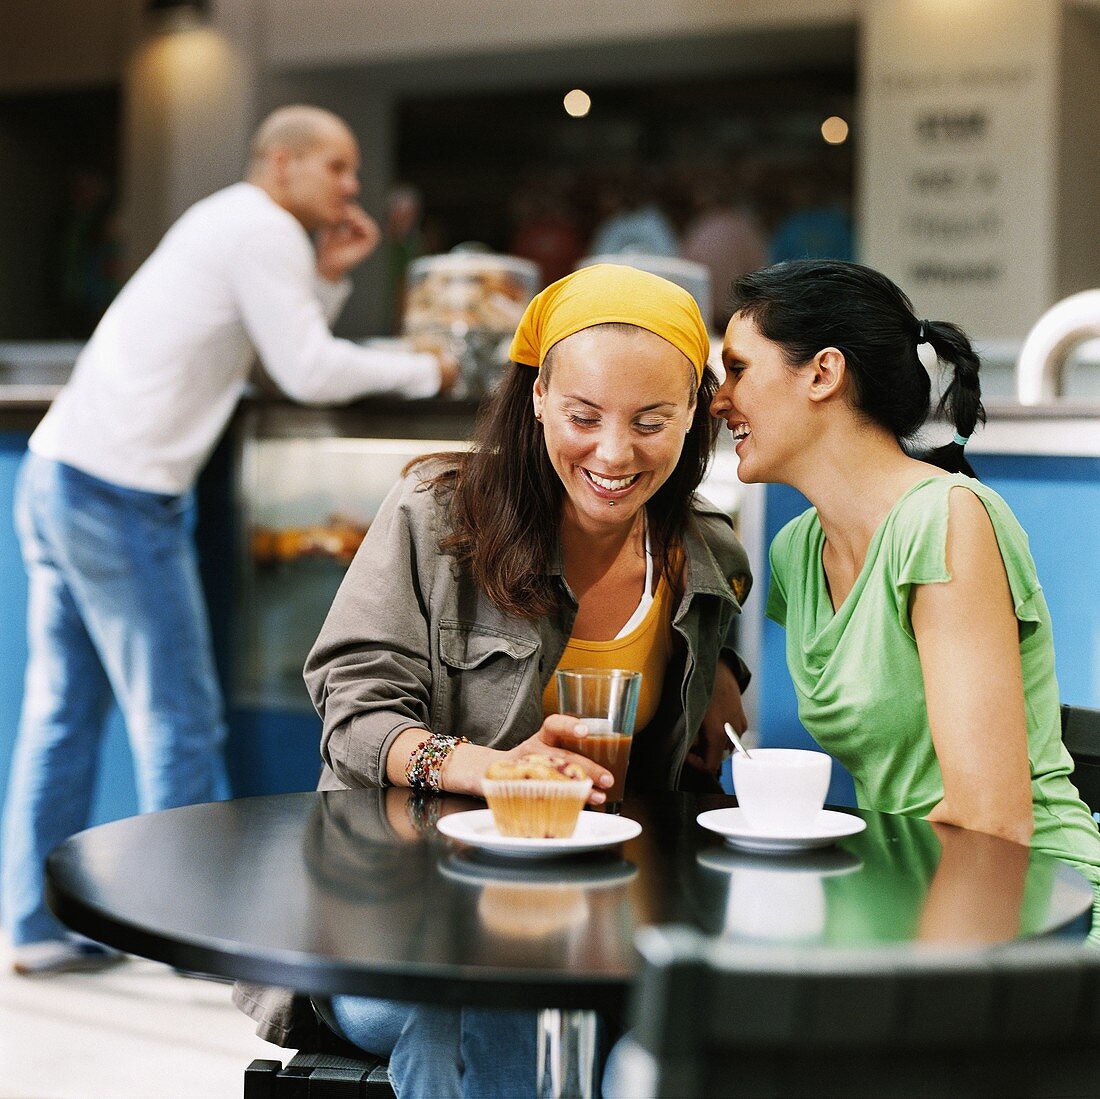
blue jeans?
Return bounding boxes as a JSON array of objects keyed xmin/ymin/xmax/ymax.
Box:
[
  {"xmin": 1, "ymin": 454, "xmax": 227, "ymax": 945},
  {"xmin": 330, "ymin": 995, "xmax": 539, "ymax": 1098}
]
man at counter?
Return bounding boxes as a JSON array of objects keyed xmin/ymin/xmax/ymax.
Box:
[{"xmin": 1, "ymin": 104, "xmax": 458, "ymax": 975}]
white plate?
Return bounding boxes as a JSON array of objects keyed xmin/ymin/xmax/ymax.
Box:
[
  {"xmin": 437, "ymin": 809, "xmax": 641, "ymax": 858},
  {"xmin": 696, "ymin": 807, "xmax": 867, "ymax": 854}
]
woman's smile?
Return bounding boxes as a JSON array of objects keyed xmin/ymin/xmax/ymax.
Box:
[
  {"xmin": 728, "ymin": 422, "xmax": 751, "ymax": 452},
  {"xmin": 581, "ymin": 467, "xmax": 642, "ymax": 497},
  {"xmin": 585, "ymin": 469, "xmax": 639, "ymax": 490},
  {"xmin": 711, "ymin": 313, "xmax": 810, "ymax": 484}
]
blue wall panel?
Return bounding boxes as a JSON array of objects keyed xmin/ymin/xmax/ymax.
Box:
[
  {"xmin": 226, "ymin": 706, "xmax": 323, "ymax": 797},
  {"xmin": 0, "ymin": 436, "xmax": 28, "ymax": 816},
  {"xmin": 971, "ymin": 455, "xmax": 1100, "ymax": 708},
  {"xmin": 758, "ymin": 481, "xmax": 857, "ymax": 805}
]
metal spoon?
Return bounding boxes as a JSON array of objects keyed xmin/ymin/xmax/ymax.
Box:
[{"xmin": 724, "ymin": 722, "xmax": 752, "ymax": 758}]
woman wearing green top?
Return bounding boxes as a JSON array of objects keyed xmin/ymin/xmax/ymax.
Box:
[{"xmin": 709, "ymin": 259, "xmax": 1100, "ymax": 926}]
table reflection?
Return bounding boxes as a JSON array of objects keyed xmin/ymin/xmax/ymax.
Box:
[
  {"xmin": 301, "ymin": 788, "xmax": 479, "ymax": 964},
  {"xmin": 439, "ymin": 851, "xmax": 638, "ymax": 972},
  {"xmin": 694, "ymin": 809, "xmax": 1042, "ymax": 947},
  {"xmin": 699, "ymin": 847, "xmax": 862, "ymax": 943},
  {"xmin": 300, "ymin": 788, "xmax": 640, "ymax": 977}
]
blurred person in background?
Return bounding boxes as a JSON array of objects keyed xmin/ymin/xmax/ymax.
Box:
[
  {"xmin": 766, "ymin": 168, "xmax": 854, "ymax": 264},
  {"xmin": 588, "ymin": 170, "xmax": 679, "ymax": 259},
  {"xmin": 378, "ymin": 183, "xmax": 424, "ymax": 334},
  {"xmin": 54, "ymin": 166, "xmax": 123, "ymax": 336},
  {"xmin": 1, "ymin": 104, "xmax": 458, "ymax": 976},
  {"xmin": 508, "ymin": 179, "xmax": 585, "ymax": 286},
  {"xmin": 680, "ymin": 164, "xmax": 768, "ymax": 331}
]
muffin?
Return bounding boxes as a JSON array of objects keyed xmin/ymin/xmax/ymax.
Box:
[{"xmin": 483, "ymin": 754, "xmax": 593, "ymax": 838}]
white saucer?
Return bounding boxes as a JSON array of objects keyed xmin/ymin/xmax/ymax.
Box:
[
  {"xmin": 440, "ymin": 852, "xmax": 638, "ymax": 889},
  {"xmin": 696, "ymin": 807, "xmax": 867, "ymax": 854},
  {"xmin": 437, "ymin": 809, "xmax": 642, "ymax": 859},
  {"xmin": 696, "ymin": 845, "xmax": 863, "ymax": 877}
]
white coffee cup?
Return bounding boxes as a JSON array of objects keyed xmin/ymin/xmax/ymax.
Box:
[{"xmin": 731, "ymin": 748, "xmax": 831, "ymax": 834}]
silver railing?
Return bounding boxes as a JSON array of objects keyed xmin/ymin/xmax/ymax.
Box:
[{"xmin": 1016, "ymin": 290, "xmax": 1100, "ymax": 404}]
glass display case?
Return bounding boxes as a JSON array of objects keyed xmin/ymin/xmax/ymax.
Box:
[
  {"xmin": 234, "ymin": 403, "xmax": 473, "ymax": 710},
  {"xmin": 402, "ymin": 252, "xmax": 540, "ymax": 394}
]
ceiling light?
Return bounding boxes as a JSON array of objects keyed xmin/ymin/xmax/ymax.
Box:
[
  {"xmin": 145, "ymin": 0, "xmax": 208, "ymax": 30},
  {"xmin": 563, "ymin": 89, "xmax": 592, "ymax": 118},
  {"xmin": 821, "ymin": 116, "xmax": 849, "ymax": 145}
]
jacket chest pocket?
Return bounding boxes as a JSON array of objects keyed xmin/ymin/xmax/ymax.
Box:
[{"xmin": 435, "ymin": 622, "xmax": 540, "ymax": 744}]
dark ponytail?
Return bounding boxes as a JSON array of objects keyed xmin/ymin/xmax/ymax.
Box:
[
  {"xmin": 920, "ymin": 320, "xmax": 985, "ymax": 476},
  {"xmin": 728, "ymin": 260, "xmax": 986, "ymax": 476}
]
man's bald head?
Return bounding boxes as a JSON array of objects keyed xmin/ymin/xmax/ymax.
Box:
[
  {"xmin": 247, "ymin": 105, "xmax": 362, "ymax": 231},
  {"xmin": 248, "ymin": 105, "xmax": 353, "ymax": 173}
]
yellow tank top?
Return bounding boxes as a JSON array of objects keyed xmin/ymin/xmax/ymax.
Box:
[{"xmin": 542, "ymin": 571, "xmax": 674, "ymax": 731}]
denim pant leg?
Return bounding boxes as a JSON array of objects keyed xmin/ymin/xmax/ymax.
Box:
[
  {"xmin": 332, "ymin": 996, "xmax": 543, "ymax": 1098},
  {"xmin": 35, "ymin": 458, "xmax": 228, "ymax": 814},
  {"xmin": 331, "ymin": 995, "xmax": 463, "ymax": 1099},
  {"xmin": 459, "ymin": 1008, "xmax": 539, "ymax": 1098},
  {"xmin": 1, "ymin": 460, "xmax": 113, "ymax": 944}
]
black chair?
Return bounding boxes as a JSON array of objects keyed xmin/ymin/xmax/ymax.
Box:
[
  {"xmin": 616, "ymin": 925, "xmax": 1100, "ymax": 1098},
  {"xmin": 1062, "ymin": 704, "xmax": 1100, "ymax": 818},
  {"xmin": 245, "ymin": 1051, "xmax": 394, "ymax": 1098},
  {"xmin": 244, "ymin": 1002, "xmax": 395, "ymax": 1098}
]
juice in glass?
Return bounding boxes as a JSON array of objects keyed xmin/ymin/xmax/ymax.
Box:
[
  {"xmin": 555, "ymin": 669, "xmax": 642, "ymax": 812},
  {"xmin": 556, "ymin": 723, "xmax": 633, "ymax": 806}
]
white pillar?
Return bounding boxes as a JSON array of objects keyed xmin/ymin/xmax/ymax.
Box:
[{"xmin": 120, "ymin": 0, "xmax": 260, "ymax": 271}]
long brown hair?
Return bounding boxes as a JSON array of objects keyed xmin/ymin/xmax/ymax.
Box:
[{"xmin": 413, "ymin": 356, "xmax": 720, "ymax": 619}]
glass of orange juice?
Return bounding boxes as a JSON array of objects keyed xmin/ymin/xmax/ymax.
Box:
[{"xmin": 555, "ymin": 668, "xmax": 642, "ymax": 813}]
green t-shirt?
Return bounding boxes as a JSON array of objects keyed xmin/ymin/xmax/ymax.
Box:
[{"xmin": 767, "ymin": 474, "xmax": 1100, "ymax": 896}]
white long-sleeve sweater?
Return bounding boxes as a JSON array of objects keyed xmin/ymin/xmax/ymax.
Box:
[{"xmin": 31, "ymin": 182, "xmax": 441, "ymax": 494}]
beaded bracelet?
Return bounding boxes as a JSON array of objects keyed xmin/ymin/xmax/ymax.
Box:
[{"xmin": 405, "ymin": 732, "xmax": 469, "ymax": 792}]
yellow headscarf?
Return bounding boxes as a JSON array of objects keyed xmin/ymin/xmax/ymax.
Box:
[{"xmin": 508, "ymin": 263, "xmax": 709, "ymax": 383}]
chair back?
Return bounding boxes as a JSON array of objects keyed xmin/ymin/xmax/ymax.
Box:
[
  {"xmin": 1062, "ymin": 704, "xmax": 1100, "ymax": 818},
  {"xmin": 620, "ymin": 926, "xmax": 1100, "ymax": 1098}
]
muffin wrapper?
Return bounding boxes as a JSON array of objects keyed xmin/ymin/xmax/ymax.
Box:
[{"xmin": 483, "ymin": 778, "xmax": 593, "ymax": 838}]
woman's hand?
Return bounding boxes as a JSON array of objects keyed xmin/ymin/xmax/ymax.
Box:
[
  {"xmin": 499, "ymin": 715, "xmax": 615, "ymax": 805},
  {"xmin": 389, "ymin": 720, "xmax": 614, "ymax": 805},
  {"xmin": 688, "ymin": 658, "xmax": 747, "ymax": 776}
]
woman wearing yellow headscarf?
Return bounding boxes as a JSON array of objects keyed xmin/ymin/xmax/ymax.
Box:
[
  {"xmin": 305, "ymin": 262, "xmax": 752, "ymax": 801},
  {"xmin": 237, "ymin": 264, "xmax": 753, "ymax": 1096}
]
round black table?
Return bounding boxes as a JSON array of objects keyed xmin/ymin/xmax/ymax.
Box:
[{"xmin": 45, "ymin": 787, "xmax": 1094, "ymax": 1014}]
